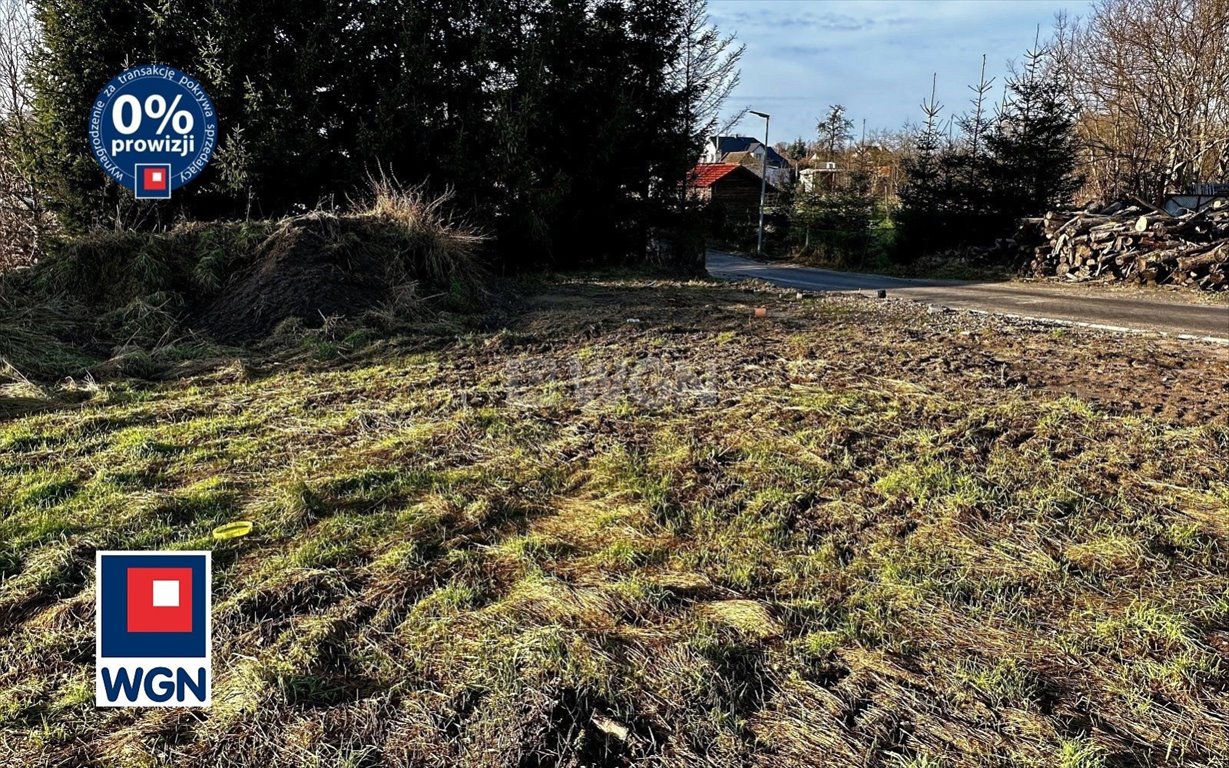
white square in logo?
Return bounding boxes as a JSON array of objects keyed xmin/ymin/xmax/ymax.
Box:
[
  {"xmin": 152, "ymin": 579, "xmax": 180, "ymax": 607},
  {"xmin": 151, "ymin": 170, "xmax": 163, "ymax": 183}
]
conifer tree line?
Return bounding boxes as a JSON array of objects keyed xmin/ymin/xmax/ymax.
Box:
[
  {"xmin": 895, "ymin": 0, "xmax": 1229, "ymax": 259},
  {"xmin": 14, "ymin": 0, "xmax": 741, "ymax": 269},
  {"xmin": 780, "ymin": 41, "xmax": 1084, "ymax": 266},
  {"xmin": 893, "ymin": 41, "xmax": 1083, "ymax": 257}
]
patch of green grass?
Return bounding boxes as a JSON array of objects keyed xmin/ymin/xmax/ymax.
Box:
[
  {"xmin": 11, "ymin": 472, "xmax": 79, "ymax": 509},
  {"xmin": 1057, "ymin": 738, "xmax": 1106, "ymax": 768},
  {"xmin": 954, "ymin": 657, "xmax": 1038, "ymax": 708}
]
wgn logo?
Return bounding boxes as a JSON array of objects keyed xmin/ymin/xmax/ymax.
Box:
[{"xmin": 95, "ymin": 551, "xmax": 212, "ymax": 707}]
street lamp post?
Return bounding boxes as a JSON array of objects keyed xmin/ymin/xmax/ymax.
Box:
[{"xmin": 749, "ymin": 110, "xmax": 770, "ymax": 255}]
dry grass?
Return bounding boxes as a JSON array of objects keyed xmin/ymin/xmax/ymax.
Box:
[
  {"xmin": 0, "ymin": 177, "xmax": 484, "ymax": 377},
  {"xmin": 0, "ymin": 275, "xmax": 1227, "ymax": 766},
  {"xmin": 358, "ymin": 172, "xmax": 486, "ymax": 288}
]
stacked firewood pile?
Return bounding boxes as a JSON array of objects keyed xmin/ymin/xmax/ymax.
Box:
[{"xmin": 1019, "ymin": 199, "xmax": 1229, "ymax": 289}]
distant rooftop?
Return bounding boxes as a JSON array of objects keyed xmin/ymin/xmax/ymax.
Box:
[{"xmin": 709, "ymin": 136, "xmax": 789, "ymax": 167}]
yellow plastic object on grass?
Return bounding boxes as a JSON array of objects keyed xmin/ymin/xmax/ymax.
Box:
[{"xmin": 212, "ymin": 520, "xmax": 254, "ymax": 541}]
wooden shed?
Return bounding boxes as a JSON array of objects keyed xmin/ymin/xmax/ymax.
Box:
[{"xmin": 687, "ymin": 163, "xmax": 776, "ymax": 223}]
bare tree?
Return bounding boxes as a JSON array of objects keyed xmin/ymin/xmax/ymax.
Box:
[
  {"xmin": 816, "ymin": 104, "xmax": 854, "ymax": 162},
  {"xmin": 1052, "ymin": 0, "xmax": 1229, "ymax": 202},
  {"xmin": 867, "ymin": 125, "xmax": 915, "ymax": 207},
  {"xmin": 0, "ymin": 0, "xmax": 47, "ymax": 269}
]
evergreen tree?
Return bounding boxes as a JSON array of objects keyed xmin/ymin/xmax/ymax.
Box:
[
  {"xmin": 894, "ymin": 46, "xmax": 1082, "ymax": 260},
  {"xmin": 21, "ymin": 0, "xmax": 737, "ymax": 271},
  {"xmin": 26, "ymin": 0, "xmax": 386, "ymax": 227},
  {"xmin": 895, "ymin": 75, "xmax": 948, "ymax": 255},
  {"xmin": 986, "ymin": 44, "xmax": 1082, "ymax": 217},
  {"xmin": 793, "ymin": 168, "xmax": 875, "ymax": 266}
]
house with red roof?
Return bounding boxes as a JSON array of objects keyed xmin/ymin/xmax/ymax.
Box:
[{"xmin": 687, "ymin": 163, "xmax": 778, "ymax": 223}]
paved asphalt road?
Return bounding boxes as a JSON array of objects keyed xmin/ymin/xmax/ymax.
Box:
[{"xmin": 707, "ymin": 250, "xmax": 1229, "ymax": 342}]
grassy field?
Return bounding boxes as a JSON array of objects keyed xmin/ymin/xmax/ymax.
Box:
[{"xmin": 1, "ymin": 275, "xmax": 1228, "ymax": 766}]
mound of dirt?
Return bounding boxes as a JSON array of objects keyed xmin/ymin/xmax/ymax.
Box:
[
  {"xmin": 2, "ymin": 193, "xmax": 479, "ymax": 377},
  {"xmin": 198, "ymin": 216, "xmax": 398, "ymax": 343}
]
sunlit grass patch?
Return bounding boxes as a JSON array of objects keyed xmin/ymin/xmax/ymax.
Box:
[
  {"xmin": 1064, "ymin": 532, "xmax": 1146, "ymax": 573},
  {"xmin": 1057, "ymin": 738, "xmax": 1107, "ymax": 768},
  {"xmin": 952, "ymin": 657, "xmax": 1040, "ymax": 709}
]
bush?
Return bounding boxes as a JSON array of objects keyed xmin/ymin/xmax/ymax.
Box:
[{"xmin": 790, "ymin": 171, "xmax": 878, "ymax": 268}]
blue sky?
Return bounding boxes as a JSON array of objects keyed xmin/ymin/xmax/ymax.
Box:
[{"xmin": 708, "ymin": 0, "xmax": 1090, "ymax": 145}]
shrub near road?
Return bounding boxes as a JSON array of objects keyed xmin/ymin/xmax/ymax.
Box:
[{"xmin": 1, "ymin": 272, "xmax": 1228, "ymax": 766}]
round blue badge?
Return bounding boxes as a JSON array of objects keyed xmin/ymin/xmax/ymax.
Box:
[{"xmin": 88, "ymin": 64, "xmax": 217, "ymax": 199}]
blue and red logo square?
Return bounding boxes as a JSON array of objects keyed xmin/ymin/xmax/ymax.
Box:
[
  {"xmin": 134, "ymin": 164, "xmax": 172, "ymax": 199},
  {"xmin": 96, "ymin": 551, "xmax": 211, "ymax": 706}
]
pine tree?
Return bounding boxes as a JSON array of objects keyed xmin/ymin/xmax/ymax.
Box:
[
  {"xmin": 894, "ymin": 45, "xmax": 1082, "ymax": 260},
  {"xmin": 784, "ymin": 138, "xmax": 808, "ymax": 162},
  {"xmin": 895, "ymin": 74, "xmax": 946, "ymax": 255},
  {"xmin": 986, "ymin": 42, "xmax": 1083, "ymax": 217},
  {"xmin": 24, "ymin": 0, "xmax": 380, "ymax": 228}
]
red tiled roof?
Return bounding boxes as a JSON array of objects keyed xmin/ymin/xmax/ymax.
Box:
[{"xmin": 688, "ymin": 163, "xmax": 741, "ymax": 188}]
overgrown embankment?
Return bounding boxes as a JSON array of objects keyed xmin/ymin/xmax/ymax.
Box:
[{"xmin": 0, "ymin": 185, "xmax": 482, "ymax": 379}]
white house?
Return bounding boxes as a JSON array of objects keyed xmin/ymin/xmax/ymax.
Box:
[{"xmin": 702, "ymin": 136, "xmax": 794, "ymax": 188}]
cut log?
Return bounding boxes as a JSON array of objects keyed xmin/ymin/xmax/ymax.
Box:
[{"xmin": 1177, "ymin": 243, "xmax": 1228, "ymax": 273}]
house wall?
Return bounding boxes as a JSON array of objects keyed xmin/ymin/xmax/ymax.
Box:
[
  {"xmin": 764, "ymin": 166, "xmax": 792, "ymax": 189},
  {"xmin": 800, "ymin": 168, "xmax": 842, "ymax": 193},
  {"xmin": 709, "ymin": 174, "xmax": 765, "ymax": 222}
]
